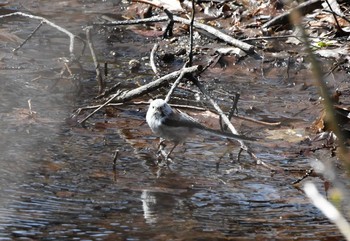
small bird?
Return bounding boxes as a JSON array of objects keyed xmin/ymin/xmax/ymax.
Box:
[{"xmin": 146, "ymin": 99, "xmax": 255, "ymax": 160}]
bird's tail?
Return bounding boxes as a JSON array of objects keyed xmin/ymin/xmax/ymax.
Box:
[{"xmin": 202, "ymin": 127, "xmax": 256, "ymax": 141}]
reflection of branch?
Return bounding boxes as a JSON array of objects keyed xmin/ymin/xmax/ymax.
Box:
[
  {"xmin": 304, "ymin": 182, "xmax": 350, "ymax": 240},
  {"xmin": 0, "ymin": 12, "xmax": 84, "ymax": 56}
]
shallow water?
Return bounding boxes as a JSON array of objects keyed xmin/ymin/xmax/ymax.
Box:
[{"xmin": 0, "ymin": 1, "xmax": 348, "ymax": 240}]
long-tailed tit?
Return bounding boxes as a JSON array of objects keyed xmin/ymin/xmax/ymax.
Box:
[{"xmin": 146, "ymin": 99, "xmax": 255, "ymax": 159}]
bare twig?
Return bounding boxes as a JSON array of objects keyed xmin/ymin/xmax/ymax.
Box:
[
  {"xmin": 222, "ymin": 93, "xmax": 240, "ymax": 132},
  {"xmin": 63, "ymin": 62, "xmax": 73, "ymax": 76},
  {"xmin": 27, "ymin": 99, "xmax": 33, "ymax": 116},
  {"xmin": 13, "ymin": 21, "xmax": 43, "ymax": 53},
  {"xmin": 94, "ymin": 82, "xmax": 121, "ymax": 100},
  {"xmin": 72, "ymin": 101, "xmax": 148, "ymax": 118},
  {"xmin": 165, "ymin": 64, "xmax": 187, "ymax": 103},
  {"xmin": 112, "ymin": 149, "xmax": 119, "ymax": 169},
  {"xmin": 114, "ymin": 65, "xmax": 200, "ymax": 103},
  {"xmin": 85, "ymin": 26, "xmax": 104, "ymax": 94},
  {"xmin": 292, "ymin": 168, "xmax": 314, "ymax": 185}
]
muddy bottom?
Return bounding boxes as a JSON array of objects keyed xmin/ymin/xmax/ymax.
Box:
[{"xmin": 0, "ymin": 1, "xmax": 348, "ymax": 240}]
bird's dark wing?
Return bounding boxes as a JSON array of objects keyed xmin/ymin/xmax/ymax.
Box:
[
  {"xmin": 161, "ymin": 110, "xmax": 204, "ymax": 129},
  {"xmin": 161, "ymin": 108, "xmax": 257, "ymax": 141}
]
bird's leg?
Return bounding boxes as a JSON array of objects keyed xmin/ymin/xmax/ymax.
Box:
[
  {"xmin": 165, "ymin": 142, "xmax": 178, "ymax": 161},
  {"xmin": 156, "ymin": 138, "xmax": 167, "ymax": 163},
  {"xmin": 157, "ymin": 138, "xmax": 166, "ymax": 153}
]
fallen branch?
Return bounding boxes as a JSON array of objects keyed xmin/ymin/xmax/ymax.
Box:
[
  {"xmin": 262, "ymin": 0, "xmax": 323, "ymax": 30},
  {"xmin": 94, "ymin": 15, "xmax": 254, "ymax": 53},
  {"xmin": 79, "ymin": 65, "xmax": 201, "ymax": 124}
]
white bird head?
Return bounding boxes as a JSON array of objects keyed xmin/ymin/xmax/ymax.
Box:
[{"xmin": 147, "ymin": 99, "xmax": 173, "ymax": 118}]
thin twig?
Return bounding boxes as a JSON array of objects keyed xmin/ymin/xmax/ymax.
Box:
[
  {"xmin": 112, "ymin": 149, "xmax": 119, "ymax": 169},
  {"xmin": 165, "ymin": 64, "xmax": 187, "ymax": 103},
  {"xmin": 222, "ymin": 93, "xmax": 240, "ymax": 132},
  {"xmin": 188, "ymin": 0, "xmax": 195, "ymax": 66},
  {"xmin": 162, "ymin": 101, "xmax": 281, "ymax": 126},
  {"xmin": 72, "ymin": 100, "xmax": 148, "ymax": 117},
  {"xmin": 324, "ymin": 0, "xmax": 349, "ymax": 36},
  {"xmin": 13, "ymin": 21, "xmax": 43, "ymax": 53},
  {"xmin": 290, "ymin": 8, "xmax": 349, "ymax": 167},
  {"xmin": 85, "ymin": 26, "xmax": 104, "ymax": 94},
  {"xmin": 94, "ymin": 82, "xmax": 121, "ymax": 99},
  {"xmin": 79, "ymin": 91, "xmax": 121, "ymax": 124},
  {"xmin": 62, "ymin": 62, "xmax": 73, "ymax": 76},
  {"xmin": 292, "ymin": 168, "xmax": 314, "ymax": 185}
]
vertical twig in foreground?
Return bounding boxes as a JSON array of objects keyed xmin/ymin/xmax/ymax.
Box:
[
  {"xmin": 289, "ymin": 5, "xmax": 350, "ymax": 240},
  {"xmin": 304, "ymin": 182, "xmax": 350, "ymax": 240},
  {"xmin": 289, "ymin": 9, "xmax": 349, "ymax": 166}
]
